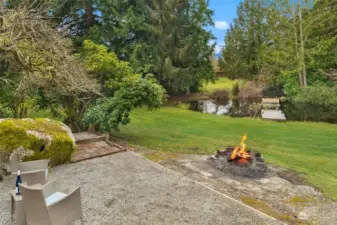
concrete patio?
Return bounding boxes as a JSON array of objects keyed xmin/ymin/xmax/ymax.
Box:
[{"xmin": 0, "ymin": 152, "xmax": 283, "ymax": 225}]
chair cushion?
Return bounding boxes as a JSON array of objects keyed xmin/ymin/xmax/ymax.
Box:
[{"xmin": 45, "ymin": 192, "xmax": 67, "ymax": 206}]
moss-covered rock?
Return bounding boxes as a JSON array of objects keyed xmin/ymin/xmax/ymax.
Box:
[{"xmin": 0, "ymin": 118, "xmax": 75, "ymax": 167}]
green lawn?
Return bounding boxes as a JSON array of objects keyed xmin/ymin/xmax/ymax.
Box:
[
  {"xmin": 201, "ymin": 77, "xmax": 241, "ymax": 93},
  {"xmin": 113, "ymin": 107, "xmax": 337, "ymax": 201}
]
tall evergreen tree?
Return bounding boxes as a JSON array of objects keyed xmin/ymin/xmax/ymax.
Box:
[
  {"xmin": 308, "ymin": 0, "xmax": 337, "ymax": 73},
  {"xmin": 220, "ymin": 0, "xmax": 268, "ymax": 80},
  {"xmin": 144, "ymin": 0, "xmax": 215, "ymax": 93},
  {"xmin": 221, "ymin": 0, "xmax": 314, "ymax": 87},
  {"xmin": 50, "ymin": 0, "xmax": 215, "ymax": 94}
]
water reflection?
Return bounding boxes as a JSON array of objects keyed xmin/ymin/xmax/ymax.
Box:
[{"xmin": 183, "ymin": 97, "xmax": 261, "ymax": 116}]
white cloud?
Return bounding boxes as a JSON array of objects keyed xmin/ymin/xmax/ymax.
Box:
[
  {"xmin": 215, "ymin": 45, "xmax": 222, "ymax": 54},
  {"xmin": 214, "ymin": 21, "xmax": 229, "ymax": 30},
  {"xmin": 208, "ymin": 40, "xmax": 215, "ymax": 46},
  {"xmin": 208, "ymin": 41, "xmax": 223, "ymax": 54}
]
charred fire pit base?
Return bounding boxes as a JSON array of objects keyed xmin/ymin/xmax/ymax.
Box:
[{"xmin": 208, "ymin": 147, "xmax": 267, "ymax": 178}]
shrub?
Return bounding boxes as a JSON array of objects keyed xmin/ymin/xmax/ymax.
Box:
[
  {"xmin": 231, "ymin": 81, "xmax": 240, "ymax": 98},
  {"xmin": 176, "ymin": 102, "xmax": 190, "ymax": 110},
  {"xmin": 228, "ymin": 98, "xmax": 261, "ymax": 118},
  {"xmin": 262, "ymin": 86, "xmax": 284, "ymax": 98},
  {"xmin": 284, "ymin": 85, "xmax": 337, "ymax": 122},
  {"xmin": 228, "ymin": 99, "xmax": 243, "ymax": 117},
  {"xmin": 237, "ymin": 81, "xmax": 266, "ymax": 99},
  {"xmin": 0, "ymin": 119, "xmax": 75, "ymax": 166},
  {"xmin": 248, "ymin": 103, "xmax": 263, "ymax": 118},
  {"xmin": 0, "ymin": 104, "xmax": 12, "ymax": 118}
]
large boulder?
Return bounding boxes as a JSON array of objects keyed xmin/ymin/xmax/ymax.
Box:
[{"xmin": 0, "ymin": 118, "xmax": 76, "ymax": 169}]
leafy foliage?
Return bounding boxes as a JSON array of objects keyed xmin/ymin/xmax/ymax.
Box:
[
  {"xmin": 220, "ymin": 0, "xmax": 269, "ymax": 80},
  {"xmin": 231, "ymin": 81, "xmax": 240, "ymax": 98},
  {"xmin": 83, "ymin": 77, "xmax": 165, "ymax": 132},
  {"xmin": 0, "ymin": 2, "xmax": 166, "ymax": 133},
  {"xmin": 291, "ymin": 85, "xmax": 337, "ymax": 122},
  {"xmin": 0, "ymin": 5, "xmax": 99, "ymax": 96},
  {"xmin": 307, "ymin": 0, "xmax": 337, "ymax": 70},
  {"xmin": 220, "ymin": 0, "xmax": 318, "ymax": 87},
  {"xmin": 0, "ymin": 2, "xmax": 100, "ymax": 127},
  {"xmin": 52, "ymin": 0, "xmax": 216, "ymax": 93},
  {"xmin": 176, "ymin": 102, "xmax": 191, "ymax": 110},
  {"xmin": 81, "ymin": 41, "xmax": 165, "ymax": 132}
]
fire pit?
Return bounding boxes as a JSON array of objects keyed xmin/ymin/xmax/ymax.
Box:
[{"xmin": 208, "ymin": 133, "xmax": 267, "ymax": 177}]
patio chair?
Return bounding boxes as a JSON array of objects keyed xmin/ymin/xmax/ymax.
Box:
[
  {"xmin": 9, "ymin": 152, "xmax": 49, "ymax": 185},
  {"xmin": 19, "ymin": 169, "xmax": 49, "ymax": 185},
  {"xmin": 19, "ymin": 181, "xmax": 83, "ymax": 225},
  {"xmin": 10, "ymin": 152, "xmax": 50, "ymax": 173}
]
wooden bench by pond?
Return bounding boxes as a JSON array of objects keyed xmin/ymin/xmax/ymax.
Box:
[
  {"xmin": 262, "ymin": 98, "xmax": 280, "ymax": 110},
  {"xmin": 261, "ymin": 98, "xmax": 286, "ymax": 121}
]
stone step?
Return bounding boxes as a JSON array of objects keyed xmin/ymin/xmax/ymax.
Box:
[
  {"xmin": 74, "ymin": 132, "xmax": 105, "ymax": 144},
  {"xmin": 71, "ymin": 141, "xmax": 126, "ymax": 163}
]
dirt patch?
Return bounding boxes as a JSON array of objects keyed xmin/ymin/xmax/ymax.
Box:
[
  {"xmin": 142, "ymin": 151, "xmax": 178, "ymax": 163},
  {"xmin": 240, "ymin": 197, "xmax": 302, "ymax": 225},
  {"xmin": 277, "ymin": 169, "xmax": 308, "ymax": 185}
]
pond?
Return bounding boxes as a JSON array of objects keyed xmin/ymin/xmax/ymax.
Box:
[{"xmin": 183, "ymin": 96, "xmax": 261, "ymax": 117}]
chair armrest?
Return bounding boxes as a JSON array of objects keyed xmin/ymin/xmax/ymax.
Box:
[
  {"xmin": 48, "ymin": 187, "xmax": 83, "ymax": 225},
  {"xmin": 42, "ymin": 180, "xmax": 58, "ymax": 198}
]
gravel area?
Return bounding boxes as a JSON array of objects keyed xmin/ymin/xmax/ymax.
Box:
[
  {"xmin": 0, "ymin": 152, "xmax": 283, "ymax": 225},
  {"xmin": 148, "ymin": 152, "xmax": 337, "ymax": 225}
]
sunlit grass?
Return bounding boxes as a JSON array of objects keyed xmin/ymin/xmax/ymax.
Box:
[
  {"xmin": 113, "ymin": 107, "xmax": 337, "ymax": 201},
  {"xmin": 201, "ymin": 77, "xmax": 237, "ymax": 93}
]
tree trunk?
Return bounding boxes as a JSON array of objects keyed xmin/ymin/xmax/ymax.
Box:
[
  {"xmin": 84, "ymin": 0, "xmax": 94, "ymax": 28},
  {"xmin": 292, "ymin": 2, "xmax": 308, "ymax": 87},
  {"xmin": 302, "ymin": 65, "xmax": 307, "ymax": 87},
  {"xmin": 292, "ymin": 3, "xmax": 302, "ymax": 87},
  {"xmin": 299, "ymin": 7, "xmax": 307, "ymax": 87},
  {"xmin": 73, "ymin": 121, "xmax": 81, "ymax": 133},
  {"xmin": 185, "ymin": 87, "xmax": 190, "ymax": 96},
  {"xmin": 299, "ymin": 71, "xmax": 304, "ymax": 87},
  {"xmin": 19, "ymin": 107, "xmax": 27, "ymax": 118}
]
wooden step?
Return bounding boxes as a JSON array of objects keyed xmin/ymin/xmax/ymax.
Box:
[
  {"xmin": 74, "ymin": 132, "xmax": 105, "ymax": 144},
  {"xmin": 71, "ymin": 141, "xmax": 126, "ymax": 162}
]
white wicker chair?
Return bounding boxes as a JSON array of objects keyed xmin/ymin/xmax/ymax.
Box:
[
  {"xmin": 19, "ymin": 181, "xmax": 83, "ymax": 225},
  {"xmin": 10, "ymin": 152, "xmax": 50, "ymax": 173},
  {"xmin": 9, "ymin": 152, "xmax": 49, "ymax": 185}
]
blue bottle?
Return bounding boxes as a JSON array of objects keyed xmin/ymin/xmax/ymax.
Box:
[{"xmin": 16, "ymin": 170, "xmax": 22, "ymax": 195}]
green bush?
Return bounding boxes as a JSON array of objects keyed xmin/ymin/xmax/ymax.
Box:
[
  {"xmin": 284, "ymin": 85, "xmax": 337, "ymax": 122},
  {"xmin": 176, "ymin": 102, "xmax": 190, "ymax": 110},
  {"xmin": 231, "ymin": 81, "xmax": 240, "ymax": 98},
  {"xmin": 0, "ymin": 119, "xmax": 75, "ymax": 166},
  {"xmin": 279, "ymin": 70, "xmax": 332, "ymax": 97}
]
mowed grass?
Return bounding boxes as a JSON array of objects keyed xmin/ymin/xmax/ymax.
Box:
[
  {"xmin": 201, "ymin": 77, "xmax": 237, "ymax": 93},
  {"xmin": 113, "ymin": 107, "xmax": 337, "ymax": 201}
]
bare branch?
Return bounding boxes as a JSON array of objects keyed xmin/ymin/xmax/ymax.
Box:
[{"xmin": 0, "ymin": 1, "xmax": 101, "ymax": 100}]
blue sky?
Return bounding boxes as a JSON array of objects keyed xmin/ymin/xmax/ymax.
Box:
[{"xmin": 208, "ymin": 0, "xmax": 241, "ymax": 54}]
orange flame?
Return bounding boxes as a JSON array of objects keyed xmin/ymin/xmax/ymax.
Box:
[{"xmin": 230, "ymin": 133, "xmax": 249, "ymax": 160}]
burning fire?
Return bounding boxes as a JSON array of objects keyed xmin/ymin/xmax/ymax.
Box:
[{"xmin": 230, "ymin": 133, "xmax": 251, "ymax": 164}]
